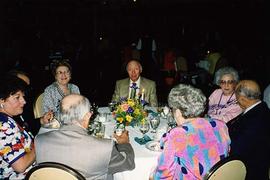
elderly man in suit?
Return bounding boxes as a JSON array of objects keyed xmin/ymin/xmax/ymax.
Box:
[
  {"xmin": 35, "ymin": 94, "xmax": 135, "ymax": 180},
  {"xmin": 229, "ymin": 80, "xmax": 270, "ymax": 180},
  {"xmin": 112, "ymin": 60, "xmax": 158, "ymax": 107}
]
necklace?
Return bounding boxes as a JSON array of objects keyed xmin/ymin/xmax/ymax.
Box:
[{"xmin": 215, "ymin": 92, "xmax": 234, "ymax": 115}]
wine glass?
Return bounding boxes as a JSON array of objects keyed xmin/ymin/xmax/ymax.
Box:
[
  {"xmin": 163, "ymin": 106, "xmax": 170, "ymax": 117},
  {"xmin": 139, "ymin": 120, "xmax": 150, "ymax": 138},
  {"xmin": 149, "ymin": 116, "xmax": 160, "ymax": 133}
]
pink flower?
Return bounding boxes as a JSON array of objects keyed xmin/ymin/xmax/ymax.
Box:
[{"xmin": 121, "ymin": 103, "xmax": 129, "ymax": 111}]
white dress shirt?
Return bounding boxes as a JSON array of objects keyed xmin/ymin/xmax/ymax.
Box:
[{"xmin": 128, "ymin": 77, "xmax": 141, "ymax": 99}]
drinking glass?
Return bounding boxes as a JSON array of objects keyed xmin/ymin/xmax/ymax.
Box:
[
  {"xmin": 139, "ymin": 120, "xmax": 150, "ymax": 138},
  {"xmin": 98, "ymin": 113, "xmax": 107, "ymax": 123},
  {"xmin": 149, "ymin": 116, "xmax": 160, "ymax": 133},
  {"xmin": 163, "ymin": 106, "xmax": 170, "ymax": 117},
  {"xmin": 95, "ymin": 123, "xmax": 105, "ymax": 138}
]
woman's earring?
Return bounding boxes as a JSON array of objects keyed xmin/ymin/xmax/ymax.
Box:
[{"xmin": 0, "ymin": 104, "xmax": 4, "ymax": 109}]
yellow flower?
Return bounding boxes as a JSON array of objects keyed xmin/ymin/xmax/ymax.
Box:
[
  {"xmin": 127, "ymin": 99, "xmax": 135, "ymax": 107},
  {"xmin": 126, "ymin": 115, "xmax": 133, "ymax": 122},
  {"xmin": 116, "ymin": 117, "xmax": 124, "ymax": 123},
  {"xmin": 141, "ymin": 118, "xmax": 146, "ymax": 124},
  {"xmin": 134, "ymin": 108, "xmax": 140, "ymax": 115}
]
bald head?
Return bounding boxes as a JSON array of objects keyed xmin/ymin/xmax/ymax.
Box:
[
  {"xmin": 236, "ymin": 80, "xmax": 261, "ymax": 100},
  {"xmin": 61, "ymin": 94, "xmax": 84, "ymax": 111},
  {"xmin": 60, "ymin": 94, "xmax": 91, "ymax": 125},
  {"xmin": 235, "ymin": 80, "xmax": 261, "ymax": 110}
]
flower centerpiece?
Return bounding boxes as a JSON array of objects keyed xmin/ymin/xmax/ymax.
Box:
[{"xmin": 112, "ymin": 98, "xmax": 148, "ymax": 127}]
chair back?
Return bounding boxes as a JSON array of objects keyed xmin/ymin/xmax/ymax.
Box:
[
  {"xmin": 203, "ymin": 156, "xmax": 246, "ymax": 180},
  {"xmin": 33, "ymin": 93, "xmax": 44, "ymax": 119},
  {"xmin": 25, "ymin": 162, "xmax": 86, "ymax": 180}
]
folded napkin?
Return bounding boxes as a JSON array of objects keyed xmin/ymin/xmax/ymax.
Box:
[{"xmin": 134, "ymin": 135, "xmax": 152, "ymax": 145}]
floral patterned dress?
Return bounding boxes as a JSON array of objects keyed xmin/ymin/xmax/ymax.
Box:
[
  {"xmin": 154, "ymin": 118, "xmax": 230, "ymax": 180},
  {"xmin": 0, "ymin": 113, "xmax": 33, "ymax": 179}
]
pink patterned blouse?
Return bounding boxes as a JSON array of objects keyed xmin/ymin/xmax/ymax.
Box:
[{"xmin": 153, "ymin": 118, "xmax": 230, "ymax": 180}]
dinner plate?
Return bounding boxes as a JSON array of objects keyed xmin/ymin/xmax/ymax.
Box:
[
  {"xmin": 42, "ymin": 118, "xmax": 61, "ymax": 129},
  {"xmin": 145, "ymin": 141, "xmax": 161, "ymax": 152}
]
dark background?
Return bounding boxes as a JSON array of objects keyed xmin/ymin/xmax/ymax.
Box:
[{"xmin": 0, "ymin": 0, "xmax": 267, "ymax": 106}]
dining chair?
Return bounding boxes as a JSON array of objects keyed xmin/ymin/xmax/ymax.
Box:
[
  {"xmin": 25, "ymin": 162, "xmax": 86, "ymax": 180},
  {"xmin": 203, "ymin": 156, "xmax": 246, "ymax": 180},
  {"xmin": 33, "ymin": 92, "xmax": 44, "ymax": 119}
]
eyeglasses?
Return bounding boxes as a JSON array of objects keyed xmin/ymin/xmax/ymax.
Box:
[
  {"xmin": 56, "ymin": 71, "xmax": 70, "ymax": 75},
  {"xmin": 219, "ymin": 80, "xmax": 235, "ymax": 85}
]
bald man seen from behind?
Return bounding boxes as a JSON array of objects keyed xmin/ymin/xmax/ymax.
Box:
[{"xmin": 35, "ymin": 94, "xmax": 135, "ymax": 180}]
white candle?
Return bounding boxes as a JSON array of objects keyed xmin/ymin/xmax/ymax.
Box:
[{"xmin": 141, "ymin": 88, "xmax": 145, "ymax": 101}]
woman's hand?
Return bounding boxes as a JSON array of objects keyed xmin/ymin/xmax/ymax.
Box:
[{"xmin": 40, "ymin": 110, "xmax": 54, "ymax": 125}]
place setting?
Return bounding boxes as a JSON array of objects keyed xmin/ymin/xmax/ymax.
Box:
[{"xmin": 133, "ymin": 113, "xmax": 165, "ymax": 152}]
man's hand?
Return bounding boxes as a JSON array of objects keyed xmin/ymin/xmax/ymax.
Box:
[
  {"xmin": 113, "ymin": 130, "xmax": 130, "ymax": 144},
  {"xmin": 40, "ymin": 110, "xmax": 54, "ymax": 125}
]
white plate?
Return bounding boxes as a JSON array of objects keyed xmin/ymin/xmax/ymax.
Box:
[
  {"xmin": 42, "ymin": 119, "xmax": 60, "ymax": 129},
  {"xmin": 145, "ymin": 141, "xmax": 161, "ymax": 152}
]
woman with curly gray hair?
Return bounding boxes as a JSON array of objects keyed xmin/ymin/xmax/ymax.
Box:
[
  {"xmin": 208, "ymin": 66, "xmax": 242, "ymax": 123},
  {"xmin": 152, "ymin": 84, "xmax": 230, "ymax": 180}
]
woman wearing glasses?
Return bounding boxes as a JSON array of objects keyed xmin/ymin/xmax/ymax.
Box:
[
  {"xmin": 207, "ymin": 66, "xmax": 242, "ymax": 123},
  {"xmin": 43, "ymin": 60, "xmax": 80, "ymax": 117}
]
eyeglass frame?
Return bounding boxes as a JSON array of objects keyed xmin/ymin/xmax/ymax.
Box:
[
  {"xmin": 219, "ymin": 80, "xmax": 236, "ymax": 85},
  {"xmin": 56, "ymin": 70, "xmax": 71, "ymax": 76}
]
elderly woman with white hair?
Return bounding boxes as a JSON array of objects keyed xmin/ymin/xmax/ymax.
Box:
[
  {"xmin": 207, "ymin": 66, "xmax": 242, "ymax": 123},
  {"xmin": 152, "ymin": 84, "xmax": 230, "ymax": 180}
]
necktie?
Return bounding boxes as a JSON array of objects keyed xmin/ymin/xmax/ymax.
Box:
[{"xmin": 130, "ymin": 82, "xmax": 138, "ymax": 99}]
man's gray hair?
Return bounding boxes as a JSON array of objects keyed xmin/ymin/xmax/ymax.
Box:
[
  {"xmin": 214, "ymin": 66, "xmax": 239, "ymax": 85},
  {"xmin": 60, "ymin": 96, "xmax": 91, "ymax": 124},
  {"xmin": 168, "ymin": 84, "xmax": 206, "ymax": 118},
  {"xmin": 236, "ymin": 83, "xmax": 261, "ymax": 100}
]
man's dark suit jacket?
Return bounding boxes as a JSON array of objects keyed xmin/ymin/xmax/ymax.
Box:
[{"xmin": 228, "ymin": 102, "xmax": 270, "ymax": 180}]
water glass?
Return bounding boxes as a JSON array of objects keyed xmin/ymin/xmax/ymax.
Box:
[
  {"xmin": 98, "ymin": 113, "xmax": 107, "ymax": 123},
  {"xmin": 149, "ymin": 116, "xmax": 160, "ymax": 133},
  {"xmin": 139, "ymin": 121, "xmax": 150, "ymax": 138},
  {"xmin": 95, "ymin": 123, "xmax": 105, "ymax": 138}
]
